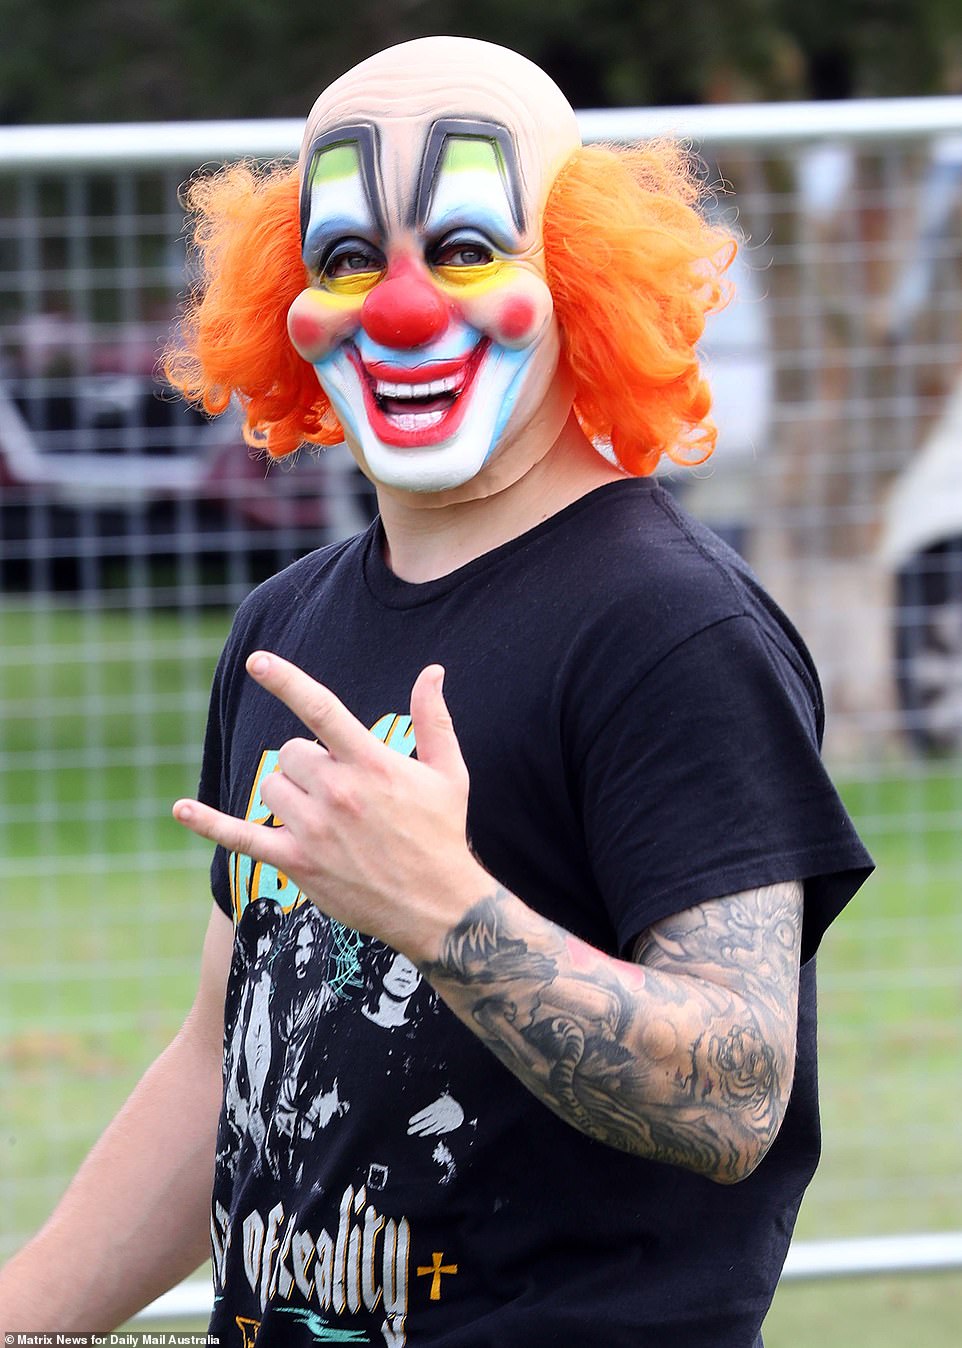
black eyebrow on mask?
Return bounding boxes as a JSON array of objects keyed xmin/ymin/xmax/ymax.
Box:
[
  {"xmin": 412, "ymin": 118, "xmax": 526, "ymax": 235},
  {"xmin": 299, "ymin": 122, "xmax": 386, "ymax": 249}
]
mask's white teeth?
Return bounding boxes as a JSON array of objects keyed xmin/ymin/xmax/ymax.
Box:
[
  {"xmin": 374, "ymin": 373, "xmax": 461, "ymax": 400},
  {"xmin": 388, "ymin": 410, "xmax": 447, "ymax": 430}
]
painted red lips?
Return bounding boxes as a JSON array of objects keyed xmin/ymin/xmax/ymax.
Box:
[{"xmin": 347, "ymin": 341, "xmax": 490, "ymax": 448}]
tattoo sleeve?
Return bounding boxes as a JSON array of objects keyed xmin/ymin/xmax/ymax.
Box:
[{"xmin": 418, "ymin": 880, "xmax": 803, "ymax": 1183}]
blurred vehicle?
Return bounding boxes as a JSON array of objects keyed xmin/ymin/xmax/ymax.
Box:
[
  {"xmin": 881, "ymin": 376, "xmax": 962, "ymax": 754},
  {"xmin": 878, "ymin": 134, "xmax": 962, "ymax": 754},
  {"xmin": 0, "ymin": 315, "xmax": 367, "ymax": 596}
]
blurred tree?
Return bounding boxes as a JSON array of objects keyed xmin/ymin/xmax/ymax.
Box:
[
  {"xmin": 0, "ymin": 0, "xmax": 960, "ymax": 123},
  {"xmin": 775, "ymin": 0, "xmax": 962, "ymax": 99}
]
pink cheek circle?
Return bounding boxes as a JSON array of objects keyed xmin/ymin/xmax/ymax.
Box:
[
  {"xmin": 287, "ymin": 292, "xmax": 357, "ymax": 363},
  {"xmin": 497, "ymin": 296, "xmax": 538, "ymax": 343}
]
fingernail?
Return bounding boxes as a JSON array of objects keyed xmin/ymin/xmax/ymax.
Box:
[
  {"xmin": 174, "ymin": 802, "xmax": 193, "ymax": 822},
  {"xmin": 434, "ymin": 666, "xmax": 445, "ymax": 695},
  {"xmin": 249, "ymin": 654, "xmax": 270, "ymax": 677}
]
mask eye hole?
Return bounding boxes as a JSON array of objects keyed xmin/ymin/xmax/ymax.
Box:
[
  {"xmin": 430, "ymin": 233, "xmax": 493, "ymax": 268},
  {"xmin": 429, "ymin": 231, "xmax": 501, "ymax": 286},
  {"xmin": 322, "ymin": 238, "xmax": 386, "ymax": 294}
]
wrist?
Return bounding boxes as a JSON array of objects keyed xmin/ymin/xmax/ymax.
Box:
[{"xmin": 398, "ymin": 852, "xmax": 495, "ymax": 968}]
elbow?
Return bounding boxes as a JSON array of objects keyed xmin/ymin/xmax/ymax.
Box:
[
  {"xmin": 709, "ymin": 1142, "xmax": 771, "ymax": 1186},
  {"xmin": 707, "ymin": 1082, "xmax": 792, "ymax": 1185},
  {"xmin": 701, "ymin": 1025, "xmax": 795, "ymax": 1184}
]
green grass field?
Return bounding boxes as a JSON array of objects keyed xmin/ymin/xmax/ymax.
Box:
[{"xmin": 2, "ymin": 600, "xmax": 960, "ymax": 1344}]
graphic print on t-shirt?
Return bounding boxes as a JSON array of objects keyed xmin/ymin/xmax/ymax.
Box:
[{"xmin": 212, "ymin": 713, "xmax": 470, "ymax": 1345}]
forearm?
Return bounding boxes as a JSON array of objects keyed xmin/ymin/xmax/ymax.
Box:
[
  {"xmin": 0, "ymin": 1024, "xmax": 221, "ymax": 1332},
  {"xmin": 417, "ymin": 882, "xmax": 800, "ymax": 1184},
  {"xmin": 170, "ymin": 659, "xmax": 801, "ymax": 1183}
]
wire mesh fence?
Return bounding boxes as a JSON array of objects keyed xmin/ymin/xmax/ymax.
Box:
[{"xmin": 1, "ymin": 102, "xmax": 960, "ymax": 1289}]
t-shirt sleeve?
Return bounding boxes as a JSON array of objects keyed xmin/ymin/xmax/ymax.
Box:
[
  {"xmin": 575, "ymin": 613, "xmax": 873, "ymax": 963},
  {"xmin": 196, "ymin": 621, "xmax": 246, "ymax": 920}
]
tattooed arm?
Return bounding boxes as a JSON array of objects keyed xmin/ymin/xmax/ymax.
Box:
[
  {"xmin": 172, "ymin": 656, "xmax": 803, "ymax": 1184},
  {"xmin": 418, "ymin": 880, "xmax": 803, "ymax": 1184}
]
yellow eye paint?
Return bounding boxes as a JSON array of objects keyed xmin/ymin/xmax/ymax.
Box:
[
  {"xmin": 324, "ymin": 269, "xmax": 384, "ymax": 296},
  {"xmin": 433, "ymin": 259, "xmax": 504, "ymax": 290},
  {"xmin": 304, "ymin": 285, "xmax": 368, "ymax": 314}
]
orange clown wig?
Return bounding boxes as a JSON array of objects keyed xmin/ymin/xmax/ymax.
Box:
[{"xmin": 164, "ymin": 140, "xmax": 735, "ymax": 479}]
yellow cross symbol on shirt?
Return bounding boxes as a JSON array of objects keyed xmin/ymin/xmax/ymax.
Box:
[
  {"xmin": 234, "ymin": 1317, "xmax": 261, "ymax": 1348},
  {"xmin": 417, "ymin": 1250, "xmax": 459, "ymax": 1300}
]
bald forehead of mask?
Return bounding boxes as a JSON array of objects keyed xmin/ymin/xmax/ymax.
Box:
[{"xmin": 298, "ymin": 37, "xmax": 581, "ymax": 246}]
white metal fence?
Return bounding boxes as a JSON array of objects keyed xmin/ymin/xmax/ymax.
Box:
[{"xmin": 1, "ymin": 99, "xmax": 961, "ymax": 1316}]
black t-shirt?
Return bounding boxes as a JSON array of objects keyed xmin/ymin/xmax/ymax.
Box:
[{"xmin": 199, "ymin": 478, "xmax": 872, "ymax": 1347}]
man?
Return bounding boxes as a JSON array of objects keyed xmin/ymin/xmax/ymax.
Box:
[
  {"xmin": 0, "ymin": 36, "xmax": 871, "ymax": 1346},
  {"xmin": 220, "ymin": 898, "xmax": 282, "ymax": 1178}
]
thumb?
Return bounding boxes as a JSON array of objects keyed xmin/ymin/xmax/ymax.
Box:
[{"xmin": 410, "ymin": 665, "xmax": 468, "ymax": 785}]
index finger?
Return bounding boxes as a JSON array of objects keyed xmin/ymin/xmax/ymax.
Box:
[{"xmin": 247, "ymin": 652, "xmax": 376, "ymax": 762}]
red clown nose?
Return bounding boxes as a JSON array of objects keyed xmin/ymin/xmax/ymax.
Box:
[{"xmin": 360, "ymin": 262, "xmax": 450, "ymax": 349}]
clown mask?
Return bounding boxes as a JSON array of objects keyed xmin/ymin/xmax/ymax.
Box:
[{"xmin": 286, "ymin": 38, "xmax": 582, "ymax": 499}]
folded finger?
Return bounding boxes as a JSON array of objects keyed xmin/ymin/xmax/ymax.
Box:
[
  {"xmin": 276, "ymin": 736, "xmax": 328, "ymax": 791},
  {"xmin": 258, "ymin": 767, "xmax": 310, "ymax": 825}
]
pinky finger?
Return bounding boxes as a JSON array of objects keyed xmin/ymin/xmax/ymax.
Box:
[{"xmin": 172, "ymin": 797, "xmax": 290, "ymax": 871}]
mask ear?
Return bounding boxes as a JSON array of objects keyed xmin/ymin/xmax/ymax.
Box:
[
  {"xmin": 543, "ymin": 144, "xmax": 736, "ymax": 476},
  {"xmin": 164, "ymin": 163, "xmax": 343, "ymax": 458}
]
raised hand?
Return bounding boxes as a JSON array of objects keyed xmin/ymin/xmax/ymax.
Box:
[{"xmin": 173, "ymin": 653, "xmax": 490, "ymax": 961}]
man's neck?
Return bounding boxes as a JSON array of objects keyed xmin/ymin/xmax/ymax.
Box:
[{"xmin": 375, "ymin": 417, "xmax": 626, "ymax": 584}]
